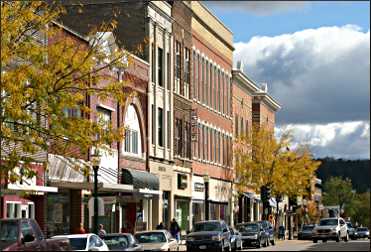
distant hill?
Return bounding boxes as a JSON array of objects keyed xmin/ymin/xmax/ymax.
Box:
[{"xmin": 316, "ymin": 158, "xmax": 370, "ymax": 193}]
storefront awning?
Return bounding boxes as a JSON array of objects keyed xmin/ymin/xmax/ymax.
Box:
[
  {"xmin": 6, "ymin": 184, "xmax": 58, "ymax": 193},
  {"xmin": 122, "ymin": 168, "xmax": 159, "ymax": 191},
  {"xmin": 269, "ymin": 198, "xmax": 277, "ymax": 208},
  {"xmin": 243, "ymin": 192, "xmax": 255, "ymax": 199}
]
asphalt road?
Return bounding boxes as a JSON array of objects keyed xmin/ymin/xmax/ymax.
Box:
[{"xmin": 240, "ymin": 239, "xmax": 370, "ymax": 251}]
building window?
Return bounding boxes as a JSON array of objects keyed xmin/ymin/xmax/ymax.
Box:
[
  {"xmin": 175, "ymin": 41, "xmax": 181, "ymax": 94},
  {"xmin": 184, "ymin": 48, "xmax": 190, "ymax": 99},
  {"xmin": 185, "ymin": 122, "xmax": 191, "ymax": 159},
  {"xmin": 123, "ymin": 105, "xmax": 142, "ymax": 155},
  {"xmin": 246, "ymin": 120, "xmax": 249, "ymax": 136},
  {"xmin": 158, "ymin": 47, "xmax": 163, "ymax": 87},
  {"xmin": 240, "ymin": 117, "xmax": 244, "ymax": 137},
  {"xmin": 193, "ymin": 51, "xmax": 197, "ymax": 100},
  {"xmin": 152, "ymin": 105, "xmax": 155, "ymax": 145},
  {"xmin": 167, "ymin": 111, "xmax": 171, "ymax": 148},
  {"xmin": 158, "ymin": 108, "xmax": 163, "ymax": 147},
  {"xmin": 63, "ymin": 107, "xmax": 81, "ymax": 118},
  {"xmin": 235, "ymin": 115, "xmax": 239, "ymax": 136},
  {"xmin": 151, "ymin": 43, "xmax": 155, "ymax": 83},
  {"xmin": 197, "ymin": 54, "xmax": 201, "ymax": 102},
  {"xmin": 96, "ymin": 107, "xmax": 111, "ymax": 142},
  {"xmin": 198, "ymin": 124, "xmax": 202, "ymax": 159},
  {"xmin": 175, "ymin": 119, "xmax": 182, "ymax": 156},
  {"xmin": 205, "ymin": 61, "xmax": 209, "ymax": 106},
  {"xmin": 167, "ymin": 52, "xmax": 171, "ymax": 91}
]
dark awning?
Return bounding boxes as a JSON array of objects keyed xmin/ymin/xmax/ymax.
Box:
[{"xmin": 122, "ymin": 168, "xmax": 159, "ymax": 191}]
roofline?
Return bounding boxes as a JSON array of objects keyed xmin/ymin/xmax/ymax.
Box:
[
  {"xmin": 52, "ymin": 20, "xmax": 89, "ymax": 42},
  {"xmin": 199, "ymin": 2, "xmax": 233, "ymax": 35},
  {"xmin": 254, "ymin": 92, "xmax": 282, "ymax": 111},
  {"xmin": 232, "ymin": 69, "xmax": 260, "ymax": 93}
]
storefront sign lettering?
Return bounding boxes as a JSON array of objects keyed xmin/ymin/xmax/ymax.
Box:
[{"xmin": 194, "ymin": 182, "xmax": 204, "ymax": 192}]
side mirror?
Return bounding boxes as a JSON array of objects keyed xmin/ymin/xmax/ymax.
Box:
[{"xmin": 22, "ymin": 234, "xmax": 35, "ymax": 244}]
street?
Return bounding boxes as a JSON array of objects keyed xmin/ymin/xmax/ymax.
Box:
[{"xmin": 242, "ymin": 239, "xmax": 370, "ymax": 251}]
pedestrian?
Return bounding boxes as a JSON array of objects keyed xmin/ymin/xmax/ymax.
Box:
[
  {"xmin": 156, "ymin": 222, "xmax": 165, "ymax": 230},
  {"xmin": 170, "ymin": 218, "xmax": 181, "ymax": 243},
  {"xmin": 98, "ymin": 224, "xmax": 107, "ymax": 238}
]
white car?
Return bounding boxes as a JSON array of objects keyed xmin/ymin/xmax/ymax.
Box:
[
  {"xmin": 51, "ymin": 234, "xmax": 109, "ymax": 251},
  {"xmin": 312, "ymin": 217, "xmax": 348, "ymax": 243},
  {"xmin": 134, "ymin": 230, "xmax": 178, "ymax": 251}
]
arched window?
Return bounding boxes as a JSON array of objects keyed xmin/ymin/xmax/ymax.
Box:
[{"xmin": 123, "ymin": 105, "xmax": 142, "ymax": 156}]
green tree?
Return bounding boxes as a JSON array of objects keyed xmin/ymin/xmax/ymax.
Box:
[
  {"xmin": 1, "ymin": 1, "xmax": 132, "ymax": 181},
  {"xmin": 322, "ymin": 177, "xmax": 355, "ymax": 215},
  {"xmin": 235, "ymin": 123, "xmax": 321, "ymax": 224},
  {"xmin": 345, "ymin": 192, "xmax": 370, "ymax": 229}
]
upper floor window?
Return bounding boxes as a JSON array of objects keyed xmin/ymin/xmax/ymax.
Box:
[
  {"xmin": 123, "ymin": 105, "xmax": 142, "ymax": 155},
  {"xmin": 175, "ymin": 41, "xmax": 181, "ymax": 94},
  {"xmin": 184, "ymin": 48, "xmax": 190, "ymax": 99},
  {"xmin": 158, "ymin": 108, "xmax": 164, "ymax": 147},
  {"xmin": 158, "ymin": 48, "xmax": 164, "ymax": 87},
  {"xmin": 151, "ymin": 43, "xmax": 156, "ymax": 83}
]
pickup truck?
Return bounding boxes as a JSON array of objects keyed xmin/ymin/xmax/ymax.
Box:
[{"xmin": 0, "ymin": 218, "xmax": 71, "ymax": 251}]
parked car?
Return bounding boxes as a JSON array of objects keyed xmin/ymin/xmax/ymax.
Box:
[
  {"xmin": 346, "ymin": 222, "xmax": 356, "ymax": 240},
  {"xmin": 0, "ymin": 218, "xmax": 70, "ymax": 251},
  {"xmin": 103, "ymin": 233, "xmax": 143, "ymax": 251},
  {"xmin": 312, "ymin": 217, "xmax": 348, "ymax": 243},
  {"xmin": 134, "ymin": 230, "xmax": 177, "ymax": 251},
  {"xmin": 355, "ymin": 227, "xmax": 369, "ymax": 239},
  {"xmin": 51, "ymin": 234, "xmax": 109, "ymax": 251},
  {"xmin": 236, "ymin": 222, "xmax": 268, "ymax": 249},
  {"xmin": 298, "ymin": 224, "xmax": 316, "ymax": 240},
  {"xmin": 228, "ymin": 227, "xmax": 242, "ymax": 251},
  {"xmin": 258, "ymin": 220, "xmax": 275, "ymax": 245},
  {"xmin": 186, "ymin": 220, "xmax": 231, "ymax": 252}
]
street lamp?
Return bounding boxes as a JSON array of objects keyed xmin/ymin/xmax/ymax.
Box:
[
  {"xmin": 91, "ymin": 148, "xmax": 101, "ymax": 235},
  {"xmin": 203, "ymin": 174, "xmax": 210, "ymax": 221}
]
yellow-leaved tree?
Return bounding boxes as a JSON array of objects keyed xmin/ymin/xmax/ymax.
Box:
[
  {"xmin": 1, "ymin": 1, "xmax": 134, "ymax": 184},
  {"xmin": 235, "ymin": 123, "xmax": 321, "ymax": 230}
]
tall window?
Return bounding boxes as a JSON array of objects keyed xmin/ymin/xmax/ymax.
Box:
[
  {"xmin": 96, "ymin": 107, "xmax": 111, "ymax": 142},
  {"xmin": 185, "ymin": 122, "xmax": 191, "ymax": 159},
  {"xmin": 175, "ymin": 118, "xmax": 182, "ymax": 156},
  {"xmin": 240, "ymin": 117, "xmax": 244, "ymax": 137},
  {"xmin": 152, "ymin": 105, "xmax": 155, "ymax": 145},
  {"xmin": 158, "ymin": 108, "xmax": 163, "ymax": 146},
  {"xmin": 246, "ymin": 120, "xmax": 249, "ymax": 136},
  {"xmin": 151, "ymin": 43, "xmax": 155, "ymax": 83},
  {"xmin": 158, "ymin": 48, "xmax": 163, "ymax": 87},
  {"xmin": 201, "ymin": 58, "xmax": 205, "ymax": 104},
  {"xmin": 235, "ymin": 115, "xmax": 239, "ymax": 136},
  {"xmin": 210, "ymin": 64, "xmax": 213, "ymax": 108},
  {"xmin": 193, "ymin": 51, "xmax": 197, "ymax": 100},
  {"xmin": 184, "ymin": 48, "xmax": 190, "ymax": 99},
  {"xmin": 205, "ymin": 61, "xmax": 209, "ymax": 106},
  {"xmin": 167, "ymin": 52, "xmax": 171, "ymax": 91},
  {"xmin": 175, "ymin": 41, "xmax": 181, "ymax": 94},
  {"xmin": 167, "ymin": 111, "xmax": 171, "ymax": 148},
  {"xmin": 217, "ymin": 70, "xmax": 221, "ymax": 112},
  {"xmin": 199, "ymin": 124, "xmax": 202, "ymax": 159},
  {"xmin": 123, "ymin": 105, "xmax": 142, "ymax": 155}
]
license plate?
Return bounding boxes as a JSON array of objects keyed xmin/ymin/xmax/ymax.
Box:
[{"xmin": 199, "ymin": 245, "xmax": 207, "ymax": 249}]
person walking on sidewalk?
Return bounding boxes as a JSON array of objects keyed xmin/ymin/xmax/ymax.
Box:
[
  {"xmin": 98, "ymin": 224, "xmax": 107, "ymax": 238},
  {"xmin": 170, "ymin": 218, "xmax": 181, "ymax": 243}
]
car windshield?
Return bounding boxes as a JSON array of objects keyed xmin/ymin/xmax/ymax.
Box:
[
  {"xmin": 357, "ymin": 228, "xmax": 369, "ymax": 231},
  {"xmin": 193, "ymin": 222, "xmax": 222, "ymax": 232},
  {"xmin": 135, "ymin": 232, "xmax": 166, "ymax": 243},
  {"xmin": 0, "ymin": 220, "xmax": 19, "ymax": 250},
  {"xmin": 238, "ymin": 224, "xmax": 258, "ymax": 232},
  {"xmin": 69, "ymin": 238, "xmax": 87, "ymax": 250},
  {"xmin": 302, "ymin": 225, "xmax": 314, "ymax": 231},
  {"xmin": 104, "ymin": 236, "xmax": 130, "ymax": 249},
  {"xmin": 319, "ymin": 219, "xmax": 338, "ymax": 226}
]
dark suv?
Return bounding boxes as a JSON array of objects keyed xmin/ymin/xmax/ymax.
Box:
[
  {"xmin": 258, "ymin": 220, "xmax": 275, "ymax": 245},
  {"xmin": 186, "ymin": 220, "xmax": 231, "ymax": 252}
]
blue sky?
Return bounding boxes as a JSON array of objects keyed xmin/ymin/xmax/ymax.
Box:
[
  {"xmin": 205, "ymin": 1, "xmax": 370, "ymax": 159},
  {"xmin": 205, "ymin": 1, "xmax": 370, "ymax": 43}
]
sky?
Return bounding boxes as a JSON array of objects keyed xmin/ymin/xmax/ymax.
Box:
[{"xmin": 205, "ymin": 1, "xmax": 370, "ymax": 160}]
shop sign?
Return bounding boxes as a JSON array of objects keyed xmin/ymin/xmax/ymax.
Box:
[
  {"xmin": 194, "ymin": 182, "xmax": 204, "ymax": 192},
  {"xmin": 191, "ymin": 109, "xmax": 198, "ymax": 142}
]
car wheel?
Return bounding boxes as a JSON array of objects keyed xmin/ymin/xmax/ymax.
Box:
[{"xmin": 313, "ymin": 239, "xmax": 318, "ymax": 243}]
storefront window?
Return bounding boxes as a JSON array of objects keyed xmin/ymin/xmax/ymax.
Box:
[
  {"xmin": 192, "ymin": 202, "xmax": 204, "ymax": 225},
  {"xmin": 46, "ymin": 191, "xmax": 70, "ymax": 237}
]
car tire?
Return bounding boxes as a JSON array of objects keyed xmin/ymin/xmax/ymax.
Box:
[{"xmin": 313, "ymin": 239, "xmax": 318, "ymax": 243}]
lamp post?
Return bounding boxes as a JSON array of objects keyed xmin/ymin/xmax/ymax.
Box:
[
  {"xmin": 91, "ymin": 149, "xmax": 101, "ymax": 235},
  {"xmin": 203, "ymin": 174, "xmax": 210, "ymax": 221}
]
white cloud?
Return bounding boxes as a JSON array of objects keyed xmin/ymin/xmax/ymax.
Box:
[
  {"xmin": 275, "ymin": 121, "xmax": 370, "ymax": 159},
  {"xmin": 234, "ymin": 25, "xmax": 370, "ymax": 125},
  {"xmin": 205, "ymin": 1, "xmax": 307, "ymax": 16}
]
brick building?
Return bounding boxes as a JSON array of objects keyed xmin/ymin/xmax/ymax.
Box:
[{"xmin": 190, "ymin": 2, "xmax": 234, "ymax": 225}]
